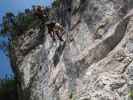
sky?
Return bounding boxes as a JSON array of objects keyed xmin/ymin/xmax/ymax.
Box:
[{"xmin": 0, "ymin": 0, "xmax": 52, "ymax": 78}]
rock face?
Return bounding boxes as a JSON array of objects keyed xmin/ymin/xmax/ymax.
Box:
[{"xmin": 10, "ymin": 0, "xmax": 133, "ymax": 100}]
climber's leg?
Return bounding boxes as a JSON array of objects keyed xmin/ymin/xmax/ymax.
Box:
[
  {"xmin": 60, "ymin": 30, "xmax": 65, "ymax": 37},
  {"xmin": 52, "ymin": 32, "xmax": 56, "ymax": 41},
  {"xmin": 56, "ymin": 31, "xmax": 64, "ymax": 41},
  {"xmin": 48, "ymin": 30, "xmax": 52, "ymax": 38},
  {"xmin": 48, "ymin": 30, "xmax": 55, "ymax": 41}
]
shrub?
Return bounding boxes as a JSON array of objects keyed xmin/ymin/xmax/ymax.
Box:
[
  {"xmin": 0, "ymin": 76, "xmax": 18, "ymax": 100},
  {"xmin": 52, "ymin": 0, "xmax": 60, "ymax": 8}
]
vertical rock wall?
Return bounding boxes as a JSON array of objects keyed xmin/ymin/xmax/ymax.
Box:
[{"xmin": 10, "ymin": 0, "xmax": 133, "ymax": 100}]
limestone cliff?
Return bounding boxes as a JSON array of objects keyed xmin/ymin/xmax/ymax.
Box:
[{"xmin": 10, "ymin": 0, "xmax": 133, "ymax": 100}]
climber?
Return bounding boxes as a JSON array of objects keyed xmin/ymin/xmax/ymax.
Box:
[
  {"xmin": 47, "ymin": 22, "xmax": 55, "ymax": 41},
  {"xmin": 46, "ymin": 22, "xmax": 65, "ymax": 41},
  {"xmin": 54, "ymin": 22, "xmax": 65, "ymax": 41}
]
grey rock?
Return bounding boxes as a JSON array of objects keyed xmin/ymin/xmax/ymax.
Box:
[{"xmin": 9, "ymin": 0, "xmax": 133, "ymax": 100}]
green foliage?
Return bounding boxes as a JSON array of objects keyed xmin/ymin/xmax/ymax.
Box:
[
  {"xmin": 128, "ymin": 90, "xmax": 133, "ymax": 99},
  {"xmin": 0, "ymin": 19, "xmax": 10, "ymax": 36},
  {"xmin": 0, "ymin": 5, "xmax": 51, "ymax": 52},
  {"xmin": 10, "ymin": 40, "xmax": 17, "ymax": 48},
  {"xmin": 52, "ymin": 0, "xmax": 60, "ymax": 8},
  {"xmin": 0, "ymin": 6, "xmax": 50, "ymax": 37},
  {"xmin": 0, "ymin": 12, "xmax": 15, "ymax": 36},
  {"xmin": 69, "ymin": 92, "xmax": 76, "ymax": 100},
  {"xmin": 0, "ymin": 12, "xmax": 35, "ymax": 37},
  {"xmin": 0, "ymin": 76, "xmax": 18, "ymax": 100},
  {"xmin": 15, "ymin": 14, "xmax": 35, "ymax": 31}
]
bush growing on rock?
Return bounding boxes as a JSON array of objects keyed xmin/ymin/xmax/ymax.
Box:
[{"xmin": 0, "ymin": 76, "xmax": 18, "ymax": 100}]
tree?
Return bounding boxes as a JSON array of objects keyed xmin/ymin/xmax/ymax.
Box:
[
  {"xmin": 52, "ymin": 0, "xmax": 60, "ymax": 8},
  {"xmin": 0, "ymin": 11, "xmax": 36, "ymax": 38},
  {"xmin": 0, "ymin": 5, "xmax": 52, "ymax": 53},
  {"xmin": 0, "ymin": 76, "xmax": 18, "ymax": 100},
  {"xmin": 1, "ymin": 12, "xmax": 15, "ymax": 33}
]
